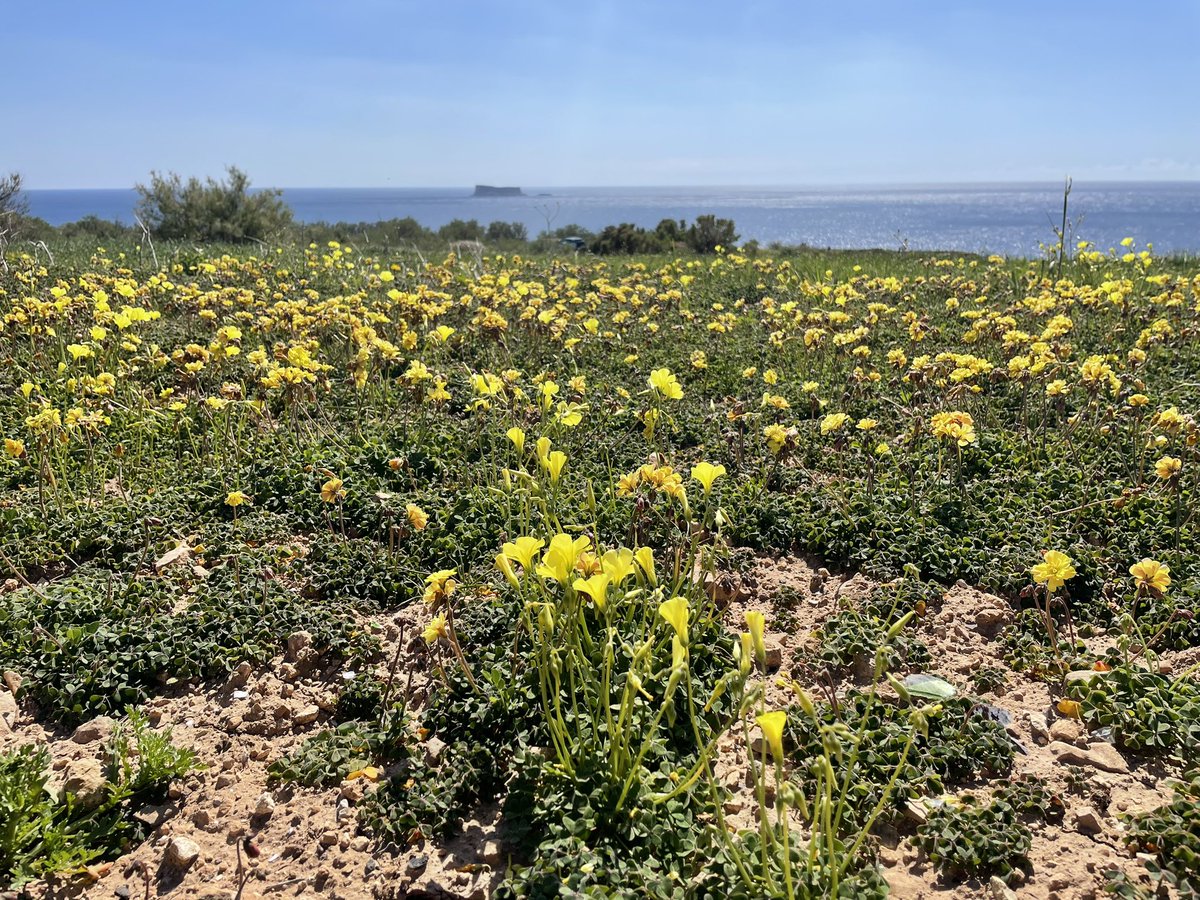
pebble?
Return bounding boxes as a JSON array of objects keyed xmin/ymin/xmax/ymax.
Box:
[
  {"xmin": 1074, "ymin": 806, "xmax": 1104, "ymax": 834},
  {"xmin": 761, "ymin": 639, "xmax": 784, "ymax": 672},
  {"xmin": 215, "ymin": 773, "xmax": 236, "ymax": 789},
  {"xmin": 286, "ymin": 631, "xmax": 312, "ymax": 660},
  {"xmin": 62, "ymin": 757, "xmax": 107, "ymax": 808},
  {"xmin": 1049, "ymin": 740, "xmax": 1130, "ymax": 774},
  {"xmin": 115, "ymin": 885, "xmax": 132, "ymax": 899},
  {"xmin": 482, "ymin": 839, "xmax": 503, "ymax": 865},
  {"xmin": 989, "ymin": 875, "xmax": 1018, "ymax": 900},
  {"xmin": 154, "ymin": 543, "xmax": 192, "ymax": 572},
  {"xmin": 254, "ymin": 793, "xmax": 276, "ymax": 818},
  {"xmin": 1049, "ymin": 718, "xmax": 1084, "ymax": 745},
  {"xmin": 975, "ymin": 606, "xmax": 1011, "ymax": 634},
  {"xmin": 339, "ymin": 779, "xmax": 365, "ymax": 804},
  {"xmin": 407, "ymin": 854, "xmax": 428, "ymax": 874},
  {"xmin": 319, "ymin": 830, "xmax": 339, "ymax": 847},
  {"xmin": 351, "ymin": 836, "xmax": 370, "ymax": 852},
  {"xmin": 165, "ymin": 835, "xmax": 202, "ymax": 869},
  {"xmin": 2, "ymin": 670, "xmax": 21, "ymax": 696},
  {"xmin": 424, "ymin": 735, "xmax": 448, "ymax": 766},
  {"xmin": 294, "ymin": 704, "xmax": 321, "ymax": 726}
]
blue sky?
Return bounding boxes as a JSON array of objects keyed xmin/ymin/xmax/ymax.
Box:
[{"xmin": 7, "ymin": 1, "xmax": 1199, "ymax": 188}]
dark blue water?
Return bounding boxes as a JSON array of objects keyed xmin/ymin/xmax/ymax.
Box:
[{"xmin": 24, "ymin": 183, "xmax": 1200, "ymax": 257}]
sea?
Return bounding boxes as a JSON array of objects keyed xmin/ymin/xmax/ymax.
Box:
[{"xmin": 23, "ymin": 182, "xmax": 1200, "ymax": 258}]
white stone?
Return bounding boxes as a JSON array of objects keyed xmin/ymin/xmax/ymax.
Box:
[{"xmin": 164, "ymin": 836, "xmax": 201, "ymax": 869}]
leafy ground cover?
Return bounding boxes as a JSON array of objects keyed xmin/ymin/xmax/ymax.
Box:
[{"xmin": 1, "ymin": 238, "xmax": 1197, "ymax": 898}]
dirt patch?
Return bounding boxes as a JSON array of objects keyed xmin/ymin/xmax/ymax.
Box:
[{"xmin": 3, "ymin": 606, "xmax": 501, "ymax": 900}]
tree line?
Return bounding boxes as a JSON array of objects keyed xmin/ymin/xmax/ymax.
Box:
[{"xmin": 0, "ymin": 167, "xmax": 738, "ymax": 256}]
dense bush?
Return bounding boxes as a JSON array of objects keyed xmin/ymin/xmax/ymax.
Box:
[{"xmin": 134, "ymin": 165, "xmax": 293, "ymax": 242}]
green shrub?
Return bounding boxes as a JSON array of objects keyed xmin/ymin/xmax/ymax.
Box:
[
  {"xmin": 134, "ymin": 166, "xmax": 292, "ymax": 242},
  {"xmin": 0, "ymin": 712, "xmax": 197, "ymax": 889}
]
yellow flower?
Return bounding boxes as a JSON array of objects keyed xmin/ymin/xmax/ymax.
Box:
[
  {"xmin": 690, "ymin": 461, "xmax": 727, "ymax": 495},
  {"xmin": 495, "ymin": 552, "xmax": 520, "ymax": 588},
  {"xmin": 658, "ymin": 596, "xmax": 690, "ymax": 645},
  {"xmin": 755, "ymin": 710, "xmax": 787, "ymax": 761},
  {"xmin": 648, "ymin": 367, "xmax": 683, "ymax": 400},
  {"xmin": 573, "ymin": 573, "xmax": 613, "ymax": 611},
  {"xmin": 1155, "ymin": 456, "xmax": 1182, "ymax": 480},
  {"xmin": 345, "ymin": 765, "xmax": 383, "ymax": 782},
  {"xmin": 930, "ymin": 411, "xmax": 977, "ymax": 447},
  {"xmin": 506, "ymin": 429, "xmax": 525, "ymax": 458},
  {"xmin": 600, "ymin": 548, "xmax": 637, "ymax": 584},
  {"xmin": 1154, "ymin": 407, "xmax": 1185, "ymax": 434},
  {"xmin": 634, "ymin": 546, "xmax": 656, "ymax": 585},
  {"xmin": 856, "ymin": 418, "xmax": 878, "ymax": 432},
  {"xmin": 556, "ymin": 401, "xmax": 585, "ymax": 428},
  {"xmin": 388, "ymin": 457, "xmax": 402, "ymax": 471},
  {"xmin": 744, "ymin": 611, "xmax": 766, "ymax": 662},
  {"xmin": 405, "ymin": 503, "xmax": 429, "ymax": 531},
  {"xmin": 502, "ymin": 536, "xmax": 545, "ymax": 573},
  {"xmin": 4, "ymin": 438, "xmax": 25, "ymax": 458},
  {"xmin": 403, "ymin": 360, "xmax": 431, "ymax": 383},
  {"xmin": 320, "ymin": 476, "xmax": 346, "ymax": 503},
  {"xmin": 820, "ymin": 412, "xmax": 850, "ymax": 435},
  {"xmin": 536, "ymin": 533, "xmax": 578, "ymax": 583},
  {"xmin": 423, "ymin": 569, "xmax": 457, "ymax": 607},
  {"xmin": 541, "ymin": 450, "xmax": 567, "ymax": 484},
  {"xmin": 575, "ymin": 550, "xmax": 602, "ymax": 576},
  {"xmin": 423, "ymin": 614, "xmax": 449, "ymax": 644},
  {"xmin": 1129, "ymin": 559, "xmax": 1170, "ymax": 594},
  {"xmin": 225, "ymin": 490, "xmax": 251, "ymax": 508},
  {"xmin": 763, "ymin": 423, "xmax": 789, "ymax": 455},
  {"xmin": 1031, "ymin": 550, "xmax": 1076, "ymax": 592}
]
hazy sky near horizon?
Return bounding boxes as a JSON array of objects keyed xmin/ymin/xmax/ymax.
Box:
[{"xmin": 8, "ymin": 1, "xmax": 1199, "ymax": 189}]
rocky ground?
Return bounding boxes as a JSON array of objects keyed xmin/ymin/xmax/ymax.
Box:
[{"xmin": 1, "ymin": 554, "xmax": 1184, "ymax": 899}]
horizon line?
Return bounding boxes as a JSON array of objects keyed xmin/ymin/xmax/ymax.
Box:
[{"xmin": 23, "ymin": 178, "xmax": 1200, "ymax": 192}]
